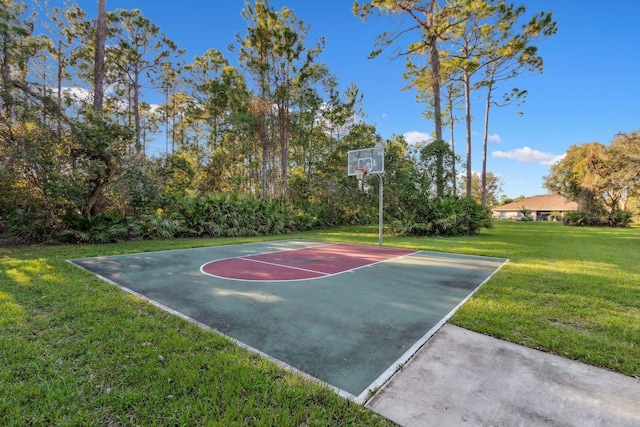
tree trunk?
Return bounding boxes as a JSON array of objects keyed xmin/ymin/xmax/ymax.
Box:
[
  {"xmin": 463, "ymin": 71, "xmax": 472, "ymax": 197},
  {"xmin": 481, "ymin": 81, "xmax": 493, "ymax": 206},
  {"xmin": 133, "ymin": 65, "xmax": 142, "ymax": 153},
  {"xmin": 449, "ymin": 99, "xmax": 457, "ymax": 197},
  {"xmin": 279, "ymin": 100, "xmax": 289, "ymax": 199},
  {"xmin": 429, "ymin": 35, "xmax": 443, "ymax": 142},
  {"xmin": 94, "ymin": 0, "xmax": 106, "ymax": 112},
  {"xmin": 57, "ymin": 39, "xmax": 64, "ymax": 141},
  {"xmin": 260, "ymin": 114, "xmax": 268, "ymax": 199}
]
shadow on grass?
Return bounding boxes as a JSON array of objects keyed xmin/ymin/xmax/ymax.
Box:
[{"xmin": 0, "ymin": 254, "xmax": 393, "ymax": 426}]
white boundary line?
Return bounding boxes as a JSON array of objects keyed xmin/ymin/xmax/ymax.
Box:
[
  {"xmin": 199, "ymin": 244, "xmax": 420, "ymax": 282},
  {"xmin": 358, "ymin": 257, "xmax": 511, "ymax": 405},
  {"xmin": 240, "ymin": 257, "xmax": 331, "ymax": 276}
]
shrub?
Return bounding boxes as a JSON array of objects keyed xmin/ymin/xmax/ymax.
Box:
[
  {"xmin": 0, "ymin": 207, "xmax": 52, "ymax": 244},
  {"xmin": 517, "ymin": 208, "xmax": 533, "ymax": 222},
  {"xmin": 563, "ymin": 209, "xmax": 632, "ymax": 227},
  {"xmin": 140, "ymin": 211, "xmax": 186, "ymax": 239},
  {"xmin": 391, "ymin": 196, "xmax": 492, "ymax": 237},
  {"xmin": 175, "ymin": 193, "xmax": 303, "ymax": 238},
  {"xmin": 605, "ymin": 210, "xmax": 633, "ymax": 227},
  {"xmin": 59, "ymin": 213, "xmax": 137, "ymax": 244}
]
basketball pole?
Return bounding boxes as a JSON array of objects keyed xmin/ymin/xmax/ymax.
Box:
[{"xmin": 376, "ymin": 173, "xmax": 383, "ymax": 246}]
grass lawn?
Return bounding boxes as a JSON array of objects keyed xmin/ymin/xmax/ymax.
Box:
[{"xmin": 1, "ymin": 221, "xmax": 639, "ymax": 425}]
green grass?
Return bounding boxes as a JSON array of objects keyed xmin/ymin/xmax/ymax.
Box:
[{"xmin": 2, "ymin": 222, "xmax": 639, "ymax": 425}]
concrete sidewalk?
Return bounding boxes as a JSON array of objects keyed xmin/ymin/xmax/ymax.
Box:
[{"xmin": 367, "ymin": 324, "xmax": 640, "ymax": 427}]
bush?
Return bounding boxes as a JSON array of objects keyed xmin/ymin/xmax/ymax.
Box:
[
  {"xmin": 603, "ymin": 210, "xmax": 633, "ymax": 227},
  {"xmin": 59, "ymin": 212, "xmax": 138, "ymax": 244},
  {"xmin": 140, "ymin": 210, "xmax": 186, "ymax": 239},
  {"xmin": 391, "ymin": 196, "xmax": 492, "ymax": 237},
  {"xmin": 563, "ymin": 209, "xmax": 632, "ymax": 227},
  {"xmin": 175, "ymin": 193, "xmax": 304, "ymax": 238},
  {"xmin": 517, "ymin": 208, "xmax": 533, "ymax": 222},
  {"xmin": 0, "ymin": 207, "xmax": 52, "ymax": 244}
]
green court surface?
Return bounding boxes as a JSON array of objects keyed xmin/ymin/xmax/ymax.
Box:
[{"xmin": 70, "ymin": 239, "xmax": 508, "ymax": 401}]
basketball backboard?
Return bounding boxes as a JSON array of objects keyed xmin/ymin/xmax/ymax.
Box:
[{"xmin": 347, "ymin": 146, "xmax": 384, "ymax": 176}]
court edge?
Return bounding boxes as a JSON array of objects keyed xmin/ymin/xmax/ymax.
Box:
[
  {"xmin": 67, "ymin": 250, "xmax": 511, "ymax": 406},
  {"xmin": 359, "ymin": 257, "xmax": 511, "ymax": 405}
]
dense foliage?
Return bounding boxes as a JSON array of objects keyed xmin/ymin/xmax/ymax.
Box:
[
  {"xmin": 544, "ymin": 133, "xmax": 640, "ymax": 226},
  {"xmin": 2, "ymin": 0, "xmax": 543, "ymax": 244},
  {"xmin": 391, "ymin": 196, "xmax": 492, "ymax": 236}
]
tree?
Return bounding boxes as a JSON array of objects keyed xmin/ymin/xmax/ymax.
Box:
[
  {"xmin": 441, "ymin": 75, "xmax": 464, "ymax": 196},
  {"xmin": 444, "ymin": 0, "xmax": 497, "ymax": 198},
  {"xmin": 1, "ymin": 1, "xmax": 34, "ymax": 168},
  {"xmin": 607, "ymin": 131, "xmax": 640, "ymax": 211},
  {"xmin": 238, "ymin": 0, "xmax": 325, "ymax": 199},
  {"xmin": 462, "ymin": 171, "xmax": 503, "ymax": 207},
  {"xmin": 185, "ymin": 49, "xmax": 229, "ymax": 147},
  {"xmin": 109, "ymin": 8, "xmax": 181, "ymax": 153},
  {"xmin": 544, "ymin": 142, "xmax": 608, "ymax": 216},
  {"xmin": 354, "ymin": 0, "xmax": 473, "ymax": 203},
  {"xmin": 477, "ymin": 2, "xmax": 556, "ymax": 205},
  {"xmin": 0, "ymin": 1, "xmax": 68, "ymax": 200},
  {"xmin": 156, "ymin": 61, "xmax": 181, "ymax": 154},
  {"xmin": 354, "ymin": 0, "xmax": 461, "ymax": 154},
  {"xmin": 70, "ymin": 109, "xmax": 132, "ymax": 216},
  {"xmin": 418, "ymin": 139, "xmax": 457, "ymax": 197}
]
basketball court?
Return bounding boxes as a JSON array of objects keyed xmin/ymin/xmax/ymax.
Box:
[{"xmin": 70, "ymin": 239, "xmax": 507, "ymax": 402}]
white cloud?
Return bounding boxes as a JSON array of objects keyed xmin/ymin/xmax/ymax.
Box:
[
  {"xmin": 59, "ymin": 86, "xmax": 92, "ymax": 102},
  {"xmin": 492, "ymin": 146, "xmax": 564, "ymax": 166},
  {"xmin": 487, "ymin": 134, "xmax": 502, "ymax": 143},
  {"xmin": 403, "ymin": 131, "xmax": 433, "ymax": 146}
]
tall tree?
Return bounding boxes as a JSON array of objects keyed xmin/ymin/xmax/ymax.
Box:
[
  {"xmin": 184, "ymin": 49, "xmax": 232, "ymax": 151},
  {"xmin": 477, "ymin": 2, "xmax": 556, "ymax": 205},
  {"xmin": 355, "ymin": 0, "xmax": 468, "ymax": 199},
  {"xmin": 442, "ymin": 77, "xmax": 463, "ymax": 196},
  {"xmin": 110, "ymin": 8, "xmax": 181, "ymax": 153},
  {"xmin": 407, "ymin": 54, "xmax": 463, "ymax": 197},
  {"xmin": 1, "ymin": 0, "xmax": 33, "ymax": 170},
  {"xmin": 156, "ymin": 61, "xmax": 181, "ymax": 154},
  {"xmin": 354, "ymin": 0, "xmax": 461, "ymax": 145},
  {"xmin": 238, "ymin": 0, "xmax": 325, "ymax": 199},
  {"xmin": 608, "ymin": 131, "xmax": 640, "ymax": 211},
  {"xmin": 544, "ymin": 142, "xmax": 608, "ymax": 216},
  {"xmin": 237, "ymin": 0, "xmax": 276, "ymax": 198},
  {"xmin": 443, "ymin": 0, "xmax": 496, "ymax": 198}
]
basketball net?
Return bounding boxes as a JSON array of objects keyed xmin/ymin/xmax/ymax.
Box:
[{"xmin": 355, "ymin": 167, "xmax": 368, "ymax": 181}]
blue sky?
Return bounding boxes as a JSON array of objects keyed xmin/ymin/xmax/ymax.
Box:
[{"xmin": 58, "ymin": 1, "xmax": 640, "ymax": 198}]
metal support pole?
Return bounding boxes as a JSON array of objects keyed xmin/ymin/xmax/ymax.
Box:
[{"xmin": 377, "ymin": 173, "xmax": 383, "ymax": 246}]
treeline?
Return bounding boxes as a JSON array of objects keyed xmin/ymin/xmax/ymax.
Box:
[
  {"xmin": 8, "ymin": 0, "xmax": 561, "ymax": 244},
  {"xmin": 544, "ymin": 131, "xmax": 640, "ymax": 226}
]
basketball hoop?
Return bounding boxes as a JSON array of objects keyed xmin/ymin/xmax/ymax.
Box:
[
  {"xmin": 355, "ymin": 167, "xmax": 368, "ymax": 181},
  {"xmin": 347, "ymin": 146, "xmax": 384, "ymax": 246}
]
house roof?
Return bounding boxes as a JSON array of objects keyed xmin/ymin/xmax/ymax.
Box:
[{"xmin": 493, "ymin": 194, "xmax": 579, "ymax": 212}]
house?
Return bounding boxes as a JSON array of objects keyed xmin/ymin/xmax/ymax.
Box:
[{"xmin": 492, "ymin": 194, "xmax": 579, "ymax": 221}]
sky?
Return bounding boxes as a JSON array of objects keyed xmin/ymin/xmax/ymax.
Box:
[{"xmin": 46, "ymin": 0, "xmax": 640, "ymax": 198}]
